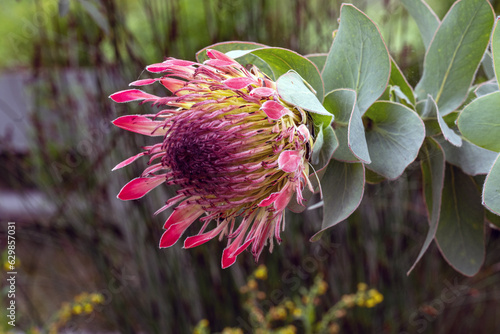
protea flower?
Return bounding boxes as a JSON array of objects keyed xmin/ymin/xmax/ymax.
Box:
[{"xmin": 110, "ymin": 49, "xmax": 313, "ymax": 268}]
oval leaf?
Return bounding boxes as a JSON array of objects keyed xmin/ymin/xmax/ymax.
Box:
[
  {"xmin": 228, "ymin": 47, "xmax": 325, "ymax": 102},
  {"xmin": 458, "ymin": 91, "xmax": 500, "ymax": 152},
  {"xmin": 481, "ymin": 51, "xmax": 495, "ymax": 81},
  {"xmin": 277, "ymin": 71, "xmax": 332, "ymax": 126},
  {"xmin": 408, "ymin": 138, "xmax": 445, "ymax": 275},
  {"xmin": 436, "ymin": 137, "xmax": 497, "ymax": 176},
  {"xmin": 322, "ymin": 4, "xmax": 390, "ymax": 114},
  {"xmin": 483, "ymin": 153, "xmax": 500, "ymax": 215},
  {"xmin": 347, "ymin": 102, "xmax": 371, "ymax": 164},
  {"xmin": 250, "ymin": 48, "xmax": 324, "ymax": 102},
  {"xmin": 435, "ymin": 165, "xmax": 485, "ymax": 277},
  {"xmin": 415, "ymin": 0, "xmax": 495, "ymax": 116},
  {"xmin": 474, "ymin": 80, "xmax": 498, "ymax": 97},
  {"xmin": 324, "ymin": 89, "xmax": 369, "ymax": 163},
  {"xmin": 310, "ymin": 160, "xmax": 365, "ymax": 241},
  {"xmin": 492, "ymin": 18, "xmax": 500, "ymax": 85},
  {"xmin": 364, "ymin": 101, "xmax": 425, "ymax": 179}
]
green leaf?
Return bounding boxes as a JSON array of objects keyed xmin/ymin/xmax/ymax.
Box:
[
  {"xmin": 483, "ymin": 153, "xmax": 500, "ymax": 215},
  {"xmin": 196, "ymin": 41, "xmax": 267, "ymax": 62},
  {"xmin": 486, "ymin": 209, "xmax": 500, "ymax": 229},
  {"xmin": 408, "ymin": 138, "xmax": 445, "ymax": 275},
  {"xmin": 423, "ymin": 96, "xmax": 462, "ymax": 147},
  {"xmin": 322, "ymin": 4, "xmax": 390, "ymax": 114},
  {"xmin": 437, "ymin": 137, "xmax": 498, "ymax": 175},
  {"xmin": 389, "ymin": 59, "xmax": 415, "ymax": 106},
  {"xmin": 492, "ymin": 18, "xmax": 500, "ymax": 86},
  {"xmin": 423, "ymin": 120, "xmax": 442, "ymax": 137},
  {"xmin": 347, "ymin": 102, "xmax": 371, "ymax": 164},
  {"xmin": 474, "ymin": 81, "xmax": 498, "ymax": 97},
  {"xmin": 276, "ymin": 71, "xmax": 332, "ymax": 127},
  {"xmin": 418, "ymin": 102, "xmax": 441, "ymax": 136},
  {"xmin": 435, "ymin": 165, "xmax": 485, "ymax": 276},
  {"xmin": 311, "ymin": 126, "xmax": 338, "ymax": 171},
  {"xmin": 364, "ymin": 101, "xmax": 425, "ymax": 179},
  {"xmin": 310, "ymin": 160, "xmax": 365, "ymax": 241},
  {"xmin": 229, "ymin": 47, "xmax": 325, "ymax": 102},
  {"xmin": 380, "ymin": 59, "xmax": 416, "ymax": 106},
  {"xmin": 365, "ymin": 169, "xmax": 386, "ymax": 184},
  {"xmin": 306, "ymin": 53, "xmax": 327, "ymax": 73},
  {"xmin": 457, "ymin": 91, "xmax": 500, "ymax": 152},
  {"xmin": 401, "ymin": 0, "xmax": 440, "ymax": 50},
  {"xmin": 324, "ymin": 89, "xmax": 370, "ymax": 163},
  {"xmin": 415, "ymin": 0, "xmax": 495, "ymax": 116},
  {"xmin": 481, "ymin": 51, "xmax": 495, "ymax": 81},
  {"xmin": 196, "ymin": 42, "xmax": 274, "ymax": 78}
]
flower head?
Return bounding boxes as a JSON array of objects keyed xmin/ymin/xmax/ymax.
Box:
[{"xmin": 110, "ymin": 49, "xmax": 313, "ymax": 268}]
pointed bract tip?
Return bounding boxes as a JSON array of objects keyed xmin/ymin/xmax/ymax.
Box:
[
  {"xmin": 117, "ymin": 176, "xmax": 165, "ymax": 201},
  {"xmin": 109, "ymin": 89, "xmax": 157, "ymax": 103},
  {"xmin": 129, "ymin": 79, "xmax": 157, "ymax": 86},
  {"xmin": 221, "ymin": 238, "xmax": 254, "ymax": 269}
]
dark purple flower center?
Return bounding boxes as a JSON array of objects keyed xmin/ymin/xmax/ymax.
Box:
[{"xmin": 163, "ymin": 124, "xmax": 233, "ymax": 193}]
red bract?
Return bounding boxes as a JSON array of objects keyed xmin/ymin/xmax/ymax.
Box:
[{"xmin": 110, "ymin": 49, "xmax": 313, "ymax": 268}]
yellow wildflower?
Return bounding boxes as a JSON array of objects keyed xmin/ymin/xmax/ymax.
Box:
[{"xmin": 254, "ymin": 265, "xmax": 268, "ymax": 280}]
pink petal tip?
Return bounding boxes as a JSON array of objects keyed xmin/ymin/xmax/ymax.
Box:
[
  {"xmin": 129, "ymin": 79, "xmax": 157, "ymax": 86},
  {"xmin": 221, "ymin": 238, "xmax": 254, "ymax": 269},
  {"xmin": 278, "ymin": 150, "xmax": 302, "ymax": 173},
  {"xmin": 112, "ymin": 152, "xmax": 146, "ymax": 171},
  {"xmin": 112, "ymin": 115, "xmax": 165, "ymax": 136},
  {"xmin": 109, "ymin": 89, "xmax": 157, "ymax": 103},
  {"xmin": 117, "ymin": 176, "xmax": 165, "ymax": 201}
]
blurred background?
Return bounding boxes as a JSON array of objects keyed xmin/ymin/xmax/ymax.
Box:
[{"xmin": 1, "ymin": 0, "xmax": 500, "ymax": 333}]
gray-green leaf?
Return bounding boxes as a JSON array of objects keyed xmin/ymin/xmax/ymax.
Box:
[
  {"xmin": 492, "ymin": 18, "xmax": 500, "ymax": 86},
  {"xmin": 229, "ymin": 47, "xmax": 325, "ymax": 102},
  {"xmin": 310, "ymin": 160, "xmax": 365, "ymax": 241},
  {"xmin": 408, "ymin": 138, "xmax": 445, "ymax": 275},
  {"xmin": 437, "ymin": 137, "xmax": 498, "ymax": 175},
  {"xmin": 474, "ymin": 81, "xmax": 499, "ymax": 97},
  {"xmin": 311, "ymin": 125, "xmax": 338, "ymax": 171},
  {"xmin": 322, "ymin": 4, "xmax": 390, "ymax": 114},
  {"xmin": 424, "ymin": 96, "xmax": 462, "ymax": 147},
  {"xmin": 458, "ymin": 91, "xmax": 500, "ymax": 152},
  {"xmin": 364, "ymin": 101, "xmax": 425, "ymax": 179},
  {"xmin": 306, "ymin": 53, "xmax": 328, "ymax": 73},
  {"xmin": 483, "ymin": 153, "xmax": 500, "ymax": 215},
  {"xmin": 435, "ymin": 165, "xmax": 485, "ymax": 277},
  {"xmin": 324, "ymin": 89, "xmax": 369, "ymax": 163},
  {"xmin": 415, "ymin": 0, "xmax": 495, "ymax": 116},
  {"xmin": 277, "ymin": 71, "xmax": 332, "ymax": 127}
]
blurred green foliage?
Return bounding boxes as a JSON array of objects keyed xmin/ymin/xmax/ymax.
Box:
[{"xmin": 0, "ymin": 0, "xmax": 466, "ymax": 70}]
